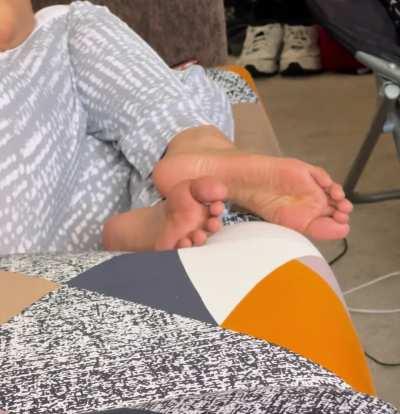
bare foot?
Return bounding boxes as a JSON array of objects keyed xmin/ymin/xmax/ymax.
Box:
[
  {"xmin": 155, "ymin": 176, "xmax": 227, "ymax": 250},
  {"xmin": 102, "ymin": 176, "xmax": 227, "ymax": 252},
  {"xmin": 153, "ymin": 151, "xmax": 353, "ymax": 240}
]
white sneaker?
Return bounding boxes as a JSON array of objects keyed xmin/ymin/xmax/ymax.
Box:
[
  {"xmin": 280, "ymin": 25, "xmax": 322, "ymax": 76},
  {"xmin": 237, "ymin": 23, "xmax": 283, "ymax": 77}
]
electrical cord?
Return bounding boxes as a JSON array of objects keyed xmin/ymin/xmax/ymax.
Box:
[
  {"xmin": 343, "ymin": 270, "xmax": 400, "ymax": 314},
  {"xmin": 328, "ymin": 238, "xmax": 348, "ymax": 266},
  {"xmin": 328, "ymin": 239, "xmax": 400, "ymax": 367},
  {"xmin": 364, "ymin": 351, "xmax": 400, "ymax": 367}
]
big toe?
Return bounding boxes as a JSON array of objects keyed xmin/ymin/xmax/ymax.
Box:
[
  {"xmin": 190, "ymin": 176, "xmax": 228, "ymax": 204},
  {"xmin": 306, "ymin": 217, "xmax": 350, "ymax": 240}
]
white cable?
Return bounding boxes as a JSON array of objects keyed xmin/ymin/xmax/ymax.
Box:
[
  {"xmin": 343, "ymin": 270, "xmax": 400, "ymax": 295},
  {"xmin": 343, "ymin": 270, "xmax": 400, "ymax": 315},
  {"xmin": 347, "ymin": 307, "xmax": 400, "ymax": 314}
]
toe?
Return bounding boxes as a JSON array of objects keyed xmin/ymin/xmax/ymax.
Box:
[
  {"xmin": 209, "ymin": 201, "xmax": 225, "ymax": 216},
  {"xmin": 190, "ymin": 230, "xmax": 208, "ymax": 246},
  {"xmin": 310, "ymin": 166, "xmax": 333, "ymax": 189},
  {"xmin": 190, "ymin": 176, "xmax": 227, "ymax": 203},
  {"xmin": 333, "ymin": 211, "xmax": 349, "ymax": 224},
  {"xmin": 306, "ymin": 217, "xmax": 350, "ymax": 240},
  {"xmin": 177, "ymin": 237, "xmax": 193, "ymax": 249},
  {"xmin": 206, "ymin": 217, "xmax": 222, "ymax": 233},
  {"xmin": 336, "ymin": 199, "xmax": 353, "ymax": 213},
  {"xmin": 329, "ymin": 183, "xmax": 345, "ymax": 201}
]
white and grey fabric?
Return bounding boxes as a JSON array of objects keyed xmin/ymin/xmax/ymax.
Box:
[{"xmin": 0, "ymin": 1, "xmax": 236, "ymax": 255}]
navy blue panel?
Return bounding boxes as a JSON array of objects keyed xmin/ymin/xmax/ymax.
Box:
[{"xmin": 68, "ymin": 252, "xmax": 216, "ymax": 324}]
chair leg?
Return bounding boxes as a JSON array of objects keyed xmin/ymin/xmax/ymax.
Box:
[
  {"xmin": 343, "ymin": 93, "xmax": 400, "ymax": 204},
  {"xmin": 393, "ymin": 124, "xmax": 400, "ymax": 159}
]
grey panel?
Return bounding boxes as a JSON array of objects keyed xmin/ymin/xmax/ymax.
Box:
[{"xmin": 67, "ymin": 252, "xmax": 216, "ymax": 324}]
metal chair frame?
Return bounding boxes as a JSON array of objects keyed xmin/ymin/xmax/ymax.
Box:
[{"xmin": 343, "ymin": 51, "xmax": 400, "ymax": 203}]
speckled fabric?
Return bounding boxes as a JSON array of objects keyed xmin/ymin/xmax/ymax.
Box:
[
  {"xmin": 206, "ymin": 68, "xmax": 258, "ymax": 104},
  {"xmin": 0, "ymin": 251, "xmax": 122, "ymax": 284},
  {"xmin": 31, "ymin": 0, "xmax": 228, "ymax": 67},
  {"xmin": 0, "ymin": 252, "xmax": 398, "ymax": 413}
]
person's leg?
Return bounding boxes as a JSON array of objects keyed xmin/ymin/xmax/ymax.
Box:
[
  {"xmin": 152, "ymin": 126, "xmax": 352, "ymax": 241},
  {"xmin": 175, "ymin": 65, "xmax": 235, "ymax": 142},
  {"xmin": 156, "ymin": 67, "xmax": 349, "ymax": 240},
  {"xmin": 67, "ymin": 3, "xmax": 350, "ymax": 243},
  {"xmin": 122, "ymin": 64, "xmax": 235, "ymax": 219},
  {"xmin": 103, "ymin": 176, "xmax": 227, "ymax": 251}
]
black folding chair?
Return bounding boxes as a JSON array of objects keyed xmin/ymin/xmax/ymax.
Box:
[{"xmin": 307, "ymin": 0, "xmax": 400, "ymax": 203}]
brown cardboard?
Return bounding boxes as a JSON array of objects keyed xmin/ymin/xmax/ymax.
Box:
[{"xmin": 0, "ymin": 271, "xmax": 59, "ymax": 324}]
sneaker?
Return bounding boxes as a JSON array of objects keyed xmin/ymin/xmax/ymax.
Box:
[
  {"xmin": 237, "ymin": 23, "xmax": 283, "ymax": 77},
  {"xmin": 280, "ymin": 25, "xmax": 322, "ymax": 76}
]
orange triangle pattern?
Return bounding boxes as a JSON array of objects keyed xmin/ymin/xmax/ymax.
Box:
[{"xmin": 222, "ymin": 260, "xmax": 375, "ymax": 395}]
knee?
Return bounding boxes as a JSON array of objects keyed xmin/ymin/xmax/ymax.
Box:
[{"xmin": 0, "ymin": 1, "xmax": 34, "ymax": 51}]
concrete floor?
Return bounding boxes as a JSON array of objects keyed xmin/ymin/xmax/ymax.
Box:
[{"xmin": 255, "ymin": 73, "xmax": 400, "ymax": 408}]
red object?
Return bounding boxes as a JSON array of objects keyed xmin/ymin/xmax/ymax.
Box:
[{"xmin": 318, "ymin": 27, "xmax": 366, "ymax": 73}]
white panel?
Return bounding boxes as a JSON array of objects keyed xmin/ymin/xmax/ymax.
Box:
[{"xmin": 178, "ymin": 222, "xmax": 322, "ymax": 324}]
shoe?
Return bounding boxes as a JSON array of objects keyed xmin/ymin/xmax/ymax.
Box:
[
  {"xmin": 280, "ymin": 25, "xmax": 322, "ymax": 76},
  {"xmin": 237, "ymin": 23, "xmax": 283, "ymax": 77}
]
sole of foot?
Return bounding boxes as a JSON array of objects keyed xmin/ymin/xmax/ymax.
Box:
[{"xmin": 154, "ymin": 152, "xmax": 352, "ymax": 241}]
